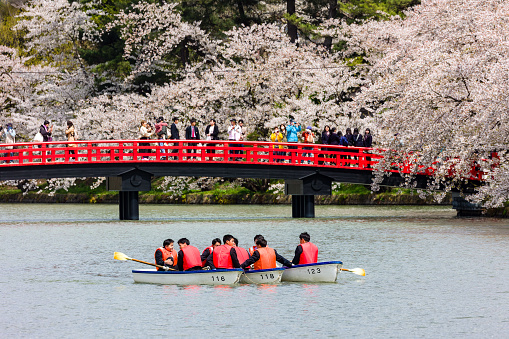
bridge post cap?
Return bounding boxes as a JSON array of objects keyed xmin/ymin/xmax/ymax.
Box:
[{"xmin": 116, "ymin": 167, "xmax": 153, "ymax": 178}]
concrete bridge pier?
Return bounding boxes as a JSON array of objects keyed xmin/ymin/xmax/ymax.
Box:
[
  {"xmin": 286, "ymin": 172, "xmax": 333, "ymax": 218},
  {"xmin": 106, "ymin": 168, "xmax": 152, "ymax": 220},
  {"xmin": 451, "ymin": 192, "xmax": 484, "ymax": 217}
]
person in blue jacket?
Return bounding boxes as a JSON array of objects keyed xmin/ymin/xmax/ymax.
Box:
[{"xmin": 286, "ymin": 120, "xmax": 301, "ymax": 162}]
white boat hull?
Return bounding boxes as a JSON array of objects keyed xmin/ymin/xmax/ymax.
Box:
[
  {"xmin": 239, "ymin": 267, "xmax": 285, "ymax": 284},
  {"xmin": 132, "ymin": 268, "xmax": 243, "ymax": 285},
  {"xmin": 281, "ymin": 261, "xmax": 343, "ymax": 283}
]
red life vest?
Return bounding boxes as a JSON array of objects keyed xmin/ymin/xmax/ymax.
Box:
[
  {"xmin": 253, "ymin": 247, "xmax": 276, "ymax": 270},
  {"xmin": 299, "ymin": 242, "xmax": 318, "ymax": 264},
  {"xmin": 213, "ymin": 244, "xmax": 233, "ymax": 269},
  {"xmin": 181, "ymin": 245, "xmax": 202, "ymax": 271},
  {"xmin": 249, "ymin": 245, "xmax": 257, "ymax": 256},
  {"xmin": 155, "ymin": 247, "xmax": 178, "ymax": 271},
  {"xmin": 201, "ymin": 245, "xmax": 214, "ymax": 266},
  {"xmin": 235, "ymin": 247, "xmax": 250, "ymax": 267}
]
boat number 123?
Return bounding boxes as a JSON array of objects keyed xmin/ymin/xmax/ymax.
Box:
[{"xmin": 307, "ymin": 268, "xmax": 321, "ymax": 274}]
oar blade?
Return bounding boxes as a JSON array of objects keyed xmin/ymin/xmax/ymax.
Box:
[
  {"xmin": 114, "ymin": 252, "xmax": 130, "ymax": 261},
  {"xmin": 350, "ymin": 268, "xmax": 366, "ymax": 276}
]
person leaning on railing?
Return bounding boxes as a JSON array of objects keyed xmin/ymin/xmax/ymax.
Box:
[
  {"xmin": 65, "ymin": 121, "xmax": 77, "ymax": 161},
  {"xmin": 139, "ymin": 120, "xmax": 153, "ymax": 160},
  {"xmin": 270, "ymin": 126, "xmax": 284, "ymax": 163},
  {"xmin": 286, "ymin": 120, "xmax": 301, "ymax": 162}
]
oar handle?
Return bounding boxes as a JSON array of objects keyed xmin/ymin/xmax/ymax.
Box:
[{"xmin": 130, "ymin": 258, "xmax": 175, "ymax": 271}]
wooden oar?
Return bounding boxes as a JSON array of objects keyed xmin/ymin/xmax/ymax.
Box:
[
  {"xmin": 114, "ymin": 252, "xmax": 175, "ymax": 271},
  {"xmin": 340, "ymin": 267, "xmax": 366, "ymax": 276}
]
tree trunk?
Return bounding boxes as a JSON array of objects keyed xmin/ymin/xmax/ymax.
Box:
[
  {"xmin": 179, "ymin": 38, "xmax": 189, "ymax": 67},
  {"xmin": 236, "ymin": 0, "xmax": 247, "ymax": 25},
  {"xmin": 287, "ymin": 0, "xmax": 297, "ymax": 43},
  {"xmin": 324, "ymin": 0, "xmax": 337, "ymax": 51}
]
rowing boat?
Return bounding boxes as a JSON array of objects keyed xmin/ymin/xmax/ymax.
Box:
[
  {"xmin": 132, "ymin": 268, "xmax": 243, "ymax": 285},
  {"xmin": 239, "ymin": 267, "xmax": 285, "ymax": 284},
  {"xmin": 281, "ymin": 261, "xmax": 343, "ymax": 283}
]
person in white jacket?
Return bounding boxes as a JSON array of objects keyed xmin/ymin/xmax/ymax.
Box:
[{"xmin": 1, "ymin": 123, "xmax": 16, "ymax": 163}]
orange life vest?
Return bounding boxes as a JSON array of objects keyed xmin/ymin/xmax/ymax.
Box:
[
  {"xmin": 235, "ymin": 247, "xmax": 250, "ymax": 267},
  {"xmin": 299, "ymin": 242, "xmax": 318, "ymax": 264},
  {"xmin": 253, "ymin": 247, "xmax": 276, "ymax": 270},
  {"xmin": 181, "ymin": 245, "xmax": 202, "ymax": 271},
  {"xmin": 155, "ymin": 247, "xmax": 178, "ymax": 271},
  {"xmin": 249, "ymin": 246, "xmax": 257, "ymax": 256},
  {"xmin": 201, "ymin": 245, "xmax": 214, "ymax": 266},
  {"xmin": 213, "ymin": 244, "xmax": 233, "ymax": 269}
]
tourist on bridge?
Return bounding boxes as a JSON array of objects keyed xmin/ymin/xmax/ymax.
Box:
[
  {"xmin": 328, "ymin": 127, "xmax": 340, "ymax": 165},
  {"xmin": 237, "ymin": 119, "xmax": 246, "ymax": 160},
  {"xmin": 169, "ymin": 117, "xmax": 180, "ymax": 159},
  {"xmin": 201, "ymin": 237, "xmax": 221, "ymax": 267},
  {"xmin": 233, "ymin": 237, "xmax": 250, "ymax": 270},
  {"xmin": 286, "ymin": 120, "xmax": 301, "ymax": 161},
  {"xmin": 176, "ymin": 238, "xmax": 202, "ymax": 271},
  {"xmin": 363, "ymin": 128, "xmax": 372, "ymax": 148},
  {"xmin": 139, "ymin": 120, "xmax": 153, "ymax": 160},
  {"xmin": 1, "ymin": 123, "xmax": 16, "ymax": 163},
  {"xmin": 227, "ymin": 119, "xmax": 241, "ymax": 161},
  {"xmin": 154, "ymin": 239, "xmax": 178, "ymax": 271},
  {"xmin": 321, "ymin": 125, "xmax": 330, "ymax": 145},
  {"xmin": 65, "ymin": 121, "xmax": 77, "ymax": 160},
  {"xmin": 270, "ymin": 126, "xmax": 284, "ymax": 162},
  {"xmin": 40, "ymin": 120, "xmax": 53, "ymax": 142},
  {"xmin": 292, "ymin": 232, "xmax": 318, "ymax": 265},
  {"xmin": 345, "ymin": 128, "xmax": 353, "ymax": 146},
  {"xmin": 353, "ymin": 128, "xmax": 364, "ymax": 147},
  {"xmin": 185, "ymin": 118, "xmax": 200, "ymax": 159},
  {"xmin": 154, "ymin": 117, "xmax": 168, "ymax": 159},
  {"xmin": 279, "ymin": 124, "xmax": 287, "ymax": 161},
  {"xmin": 204, "ymin": 119, "xmax": 219, "ymax": 161},
  {"xmin": 209, "ymin": 234, "xmax": 241, "ymax": 269},
  {"xmin": 301, "ymin": 126, "xmax": 315, "ymax": 163},
  {"xmin": 240, "ymin": 236, "xmax": 292, "ymax": 270}
]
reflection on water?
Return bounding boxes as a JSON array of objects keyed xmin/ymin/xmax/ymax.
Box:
[{"xmin": 0, "ymin": 204, "xmax": 508, "ymax": 337}]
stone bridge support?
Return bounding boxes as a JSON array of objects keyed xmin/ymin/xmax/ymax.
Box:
[
  {"xmin": 285, "ymin": 172, "xmax": 333, "ymax": 218},
  {"xmin": 106, "ymin": 168, "xmax": 153, "ymax": 220}
]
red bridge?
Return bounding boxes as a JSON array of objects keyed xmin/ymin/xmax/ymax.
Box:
[{"xmin": 0, "ymin": 140, "xmax": 483, "ymax": 219}]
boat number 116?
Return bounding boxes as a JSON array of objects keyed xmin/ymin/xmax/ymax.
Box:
[{"xmin": 307, "ymin": 268, "xmax": 321, "ymax": 274}]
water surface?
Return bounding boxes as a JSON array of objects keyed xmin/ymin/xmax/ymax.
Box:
[{"xmin": 0, "ymin": 204, "xmax": 507, "ymax": 338}]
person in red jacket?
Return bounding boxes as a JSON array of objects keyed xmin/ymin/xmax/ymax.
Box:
[
  {"xmin": 154, "ymin": 238, "xmax": 177, "ymax": 271},
  {"xmin": 240, "ymin": 237, "xmax": 292, "ymax": 270},
  {"xmin": 210, "ymin": 234, "xmax": 241, "ymax": 269},
  {"xmin": 233, "ymin": 237, "xmax": 250, "ymax": 270},
  {"xmin": 201, "ymin": 238, "xmax": 221, "ymax": 267},
  {"xmin": 292, "ymin": 232, "xmax": 318, "ymax": 265},
  {"xmin": 176, "ymin": 238, "xmax": 202, "ymax": 271}
]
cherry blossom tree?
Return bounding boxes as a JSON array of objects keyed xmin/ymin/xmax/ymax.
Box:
[{"xmin": 332, "ymin": 0, "xmax": 509, "ymax": 206}]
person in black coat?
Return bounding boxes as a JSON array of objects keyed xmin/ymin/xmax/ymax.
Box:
[
  {"xmin": 204, "ymin": 119, "xmax": 219, "ymax": 161},
  {"xmin": 40, "ymin": 120, "xmax": 53, "ymax": 142},
  {"xmin": 185, "ymin": 118, "xmax": 200, "ymax": 159},
  {"xmin": 319, "ymin": 125, "xmax": 330, "ymax": 165},
  {"xmin": 169, "ymin": 117, "xmax": 179, "ymax": 159},
  {"xmin": 353, "ymin": 128, "xmax": 364, "ymax": 147},
  {"xmin": 328, "ymin": 127, "xmax": 340, "ymax": 164},
  {"xmin": 345, "ymin": 127, "xmax": 353, "ymax": 146},
  {"xmin": 363, "ymin": 128, "xmax": 373, "ymax": 148}
]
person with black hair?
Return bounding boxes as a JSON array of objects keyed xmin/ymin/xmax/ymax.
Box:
[
  {"xmin": 185, "ymin": 118, "xmax": 200, "ymax": 159},
  {"xmin": 204, "ymin": 119, "xmax": 219, "ymax": 161},
  {"xmin": 154, "ymin": 116, "xmax": 168, "ymax": 159},
  {"xmin": 210, "ymin": 234, "xmax": 241, "ymax": 269},
  {"xmin": 169, "ymin": 117, "xmax": 180, "ymax": 159},
  {"xmin": 176, "ymin": 238, "xmax": 202, "ymax": 271},
  {"xmin": 353, "ymin": 128, "xmax": 364, "ymax": 147},
  {"xmin": 233, "ymin": 237, "xmax": 250, "ymax": 270},
  {"xmin": 154, "ymin": 239, "xmax": 177, "ymax": 271},
  {"xmin": 201, "ymin": 238, "xmax": 221, "ymax": 267},
  {"xmin": 249, "ymin": 234, "xmax": 264, "ymax": 256},
  {"xmin": 292, "ymin": 232, "xmax": 318, "ymax": 265},
  {"xmin": 240, "ymin": 236, "xmax": 292, "ymax": 270}
]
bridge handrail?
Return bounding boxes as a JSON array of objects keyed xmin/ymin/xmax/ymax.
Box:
[{"xmin": 0, "ymin": 139, "xmax": 482, "ymax": 180}]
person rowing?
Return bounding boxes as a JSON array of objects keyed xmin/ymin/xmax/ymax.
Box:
[
  {"xmin": 201, "ymin": 237, "xmax": 221, "ymax": 268},
  {"xmin": 154, "ymin": 238, "xmax": 178, "ymax": 271},
  {"xmin": 292, "ymin": 232, "xmax": 318, "ymax": 265},
  {"xmin": 249, "ymin": 234, "xmax": 264, "ymax": 256},
  {"xmin": 209, "ymin": 234, "xmax": 241, "ymax": 269},
  {"xmin": 176, "ymin": 238, "xmax": 202, "ymax": 271},
  {"xmin": 240, "ymin": 236, "xmax": 292, "ymax": 270},
  {"xmin": 233, "ymin": 237, "xmax": 250, "ymax": 270}
]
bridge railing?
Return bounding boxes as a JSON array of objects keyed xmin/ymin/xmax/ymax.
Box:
[
  {"xmin": 0, "ymin": 139, "xmax": 380, "ymax": 169},
  {"xmin": 0, "ymin": 139, "xmax": 484, "ymax": 180}
]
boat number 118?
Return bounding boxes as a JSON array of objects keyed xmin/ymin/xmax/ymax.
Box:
[
  {"xmin": 307, "ymin": 268, "xmax": 321, "ymax": 274},
  {"xmin": 211, "ymin": 275, "xmax": 226, "ymax": 281}
]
